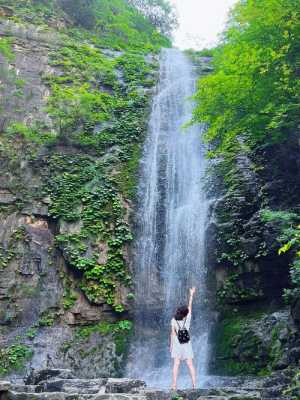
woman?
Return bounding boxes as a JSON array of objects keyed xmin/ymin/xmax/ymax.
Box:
[{"xmin": 170, "ymin": 287, "xmax": 196, "ymax": 390}]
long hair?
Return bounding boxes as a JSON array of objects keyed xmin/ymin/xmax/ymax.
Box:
[{"xmin": 174, "ymin": 305, "xmax": 189, "ymax": 321}]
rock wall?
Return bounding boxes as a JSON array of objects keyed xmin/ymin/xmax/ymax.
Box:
[
  {"xmin": 0, "ymin": 1, "xmax": 162, "ymax": 378},
  {"xmin": 207, "ymin": 132, "xmax": 300, "ymax": 377}
]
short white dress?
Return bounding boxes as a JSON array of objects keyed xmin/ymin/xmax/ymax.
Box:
[{"xmin": 171, "ymin": 313, "xmax": 193, "ymax": 360}]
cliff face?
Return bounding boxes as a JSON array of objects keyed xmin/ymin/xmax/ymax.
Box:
[
  {"xmin": 0, "ymin": 1, "xmax": 167, "ymax": 379},
  {"xmin": 207, "ymin": 132, "xmax": 300, "ymax": 377}
]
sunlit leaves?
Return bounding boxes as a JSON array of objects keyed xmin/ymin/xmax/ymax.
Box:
[{"xmin": 193, "ymin": 0, "xmax": 300, "ymax": 156}]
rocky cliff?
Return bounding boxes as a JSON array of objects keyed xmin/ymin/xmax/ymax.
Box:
[
  {"xmin": 0, "ymin": 0, "xmax": 169, "ymax": 379},
  {"xmin": 206, "ymin": 130, "xmax": 300, "ymax": 386}
]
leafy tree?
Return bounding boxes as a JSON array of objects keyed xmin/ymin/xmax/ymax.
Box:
[
  {"xmin": 126, "ymin": 0, "xmax": 178, "ymax": 37},
  {"xmin": 193, "ymin": 0, "xmax": 300, "ymax": 157}
]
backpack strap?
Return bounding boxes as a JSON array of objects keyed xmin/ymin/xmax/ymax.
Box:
[{"xmin": 176, "ymin": 317, "xmax": 187, "ymax": 331}]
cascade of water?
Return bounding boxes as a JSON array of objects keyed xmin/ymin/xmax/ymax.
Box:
[{"xmin": 127, "ymin": 48, "xmax": 211, "ymax": 389}]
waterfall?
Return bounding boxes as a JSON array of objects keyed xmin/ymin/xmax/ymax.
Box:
[{"xmin": 127, "ymin": 48, "xmax": 211, "ymax": 389}]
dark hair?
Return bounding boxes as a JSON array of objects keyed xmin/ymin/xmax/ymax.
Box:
[{"xmin": 174, "ymin": 305, "xmax": 189, "ymax": 320}]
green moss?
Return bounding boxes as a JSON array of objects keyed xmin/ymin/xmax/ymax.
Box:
[
  {"xmin": 114, "ymin": 143, "xmax": 141, "ymax": 199},
  {"xmin": 0, "ymin": 0, "xmax": 163, "ymax": 313},
  {"xmin": 77, "ymin": 320, "xmax": 131, "ymax": 337},
  {"xmin": 0, "ymin": 37, "xmax": 14, "ymax": 61},
  {"xmin": 283, "ymin": 370, "xmax": 300, "ymax": 400},
  {"xmin": 63, "ymin": 288, "xmax": 78, "ymax": 310},
  {"xmin": 0, "ymin": 0, "xmax": 170, "ymax": 51},
  {"xmin": 0, "ymin": 226, "xmax": 29, "ymax": 270},
  {"xmin": 5, "ymin": 122, "xmax": 56, "ymax": 144},
  {"xmin": 214, "ymin": 311, "xmax": 270, "ymax": 376}
]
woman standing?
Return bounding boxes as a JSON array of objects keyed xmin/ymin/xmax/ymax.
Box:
[{"xmin": 170, "ymin": 287, "xmax": 196, "ymax": 390}]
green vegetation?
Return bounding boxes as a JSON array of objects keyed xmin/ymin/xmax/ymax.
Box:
[
  {"xmin": 193, "ymin": 0, "xmax": 300, "ymax": 158},
  {"xmin": 214, "ymin": 311, "xmax": 282, "ymax": 376},
  {"xmin": 5, "ymin": 122, "xmax": 56, "ymax": 144},
  {"xmin": 60, "ymin": 320, "xmax": 133, "ymax": 359},
  {"xmin": 0, "ymin": 343, "xmax": 33, "ymax": 376},
  {"xmin": 261, "ymin": 209, "xmax": 300, "ymax": 303},
  {"xmin": 127, "ymin": 0, "xmax": 178, "ymax": 37},
  {"xmin": 217, "ymin": 273, "xmax": 262, "ymax": 304},
  {"xmin": 0, "ymin": 0, "xmax": 171, "ymax": 50},
  {"xmin": 0, "ymin": 226, "xmax": 28, "ymax": 270},
  {"xmin": 75, "ymin": 319, "xmax": 132, "ymax": 340},
  {"xmin": 185, "ymin": 48, "xmax": 214, "ymax": 59},
  {"xmin": 283, "ymin": 370, "xmax": 300, "ymax": 400},
  {"xmin": 0, "ymin": 0, "xmax": 173, "ymax": 312},
  {"xmin": 42, "ymin": 154, "xmax": 133, "ymax": 310},
  {"xmin": 192, "ymin": 0, "xmax": 300, "ymax": 317},
  {"xmin": 0, "ymin": 37, "xmax": 14, "ymax": 61}
]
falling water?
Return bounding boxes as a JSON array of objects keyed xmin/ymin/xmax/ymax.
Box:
[{"xmin": 127, "ymin": 48, "xmax": 211, "ymax": 389}]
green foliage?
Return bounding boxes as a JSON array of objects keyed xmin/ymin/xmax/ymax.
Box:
[
  {"xmin": 0, "ymin": 37, "xmax": 14, "ymax": 61},
  {"xmin": 0, "ymin": 246, "xmax": 15, "ymax": 270},
  {"xmin": 217, "ymin": 273, "xmax": 262, "ymax": 304},
  {"xmin": 214, "ymin": 311, "xmax": 283, "ymax": 376},
  {"xmin": 261, "ymin": 209, "xmax": 300, "ymax": 303},
  {"xmin": 58, "ymin": 0, "xmax": 97, "ymax": 29},
  {"xmin": 0, "ymin": 0, "xmax": 164, "ymax": 312},
  {"xmin": 42, "ymin": 155, "xmax": 132, "ymax": 309},
  {"xmin": 38, "ymin": 310, "xmax": 56, "ymax": 327},
  {"xmin": 283, "ymin": 370, "xmax": 300, "ymax": 400},
  {"xmin": 1, "ymin": 0, "xmax": 171, "ymax": 51},
  {"xmin": 5, "ymin": 122, "xmax": 56, "ymax": 144},
  {"xmin": 25, "ymin": 328, "xmax": 38, "ymax": 340},
  {"xmin": 0, "ymin": 226, "xmax": 29, "ymax": 270},
  {"xmin": 185, "ymin": 48, "xmax": 214, "ymax": 59},
  {"xmin": 214, "ymin": 312, "xmax": 264, "ymax": 375},
  {"xmin": 0, "ymin": 343, "xmax": 33, "ymax": 376},
  {"xmin": 75, "ymin": 319, "xmax": 133, "ymax": 340},
  {"xmin": 127, "ymin": 0, "xmax": 178, "ymax": 37},
  {"xmin": 114, "ymin": 143, "xmax": 141, "ymax": 198},
  {"xmin": 44, "ymin": 44, "xmax": 153, "ymax": 155},
  {"xmin": 193, "ymin": 0, "xmax": 300, "ymax": 157},
  {"xmin": 63, "ymin": 287, "xmax": 78, "ymax": 310}
]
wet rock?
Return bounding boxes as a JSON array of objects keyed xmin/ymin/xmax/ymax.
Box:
[
  {"xmin": 11, "ymin": 384, "xmax": 38, "ymax": 393},
  {"xmin": 36, "ymin": 378, "xmax": 107, "ymax": 394},
  {"xmin": 26, "ymin": 369, "xmax": 75, "ymax": 385},
  {"xmin": 291, "ymin": 298, "xmax": 300, "ymax": 325},
  {"xmin": 4, "ymin": 393, "xmax": 67, "ymax": 400},
  {"xmin": 94, "ymin": 396, "xmax": 147, "ymax": 400},
  {"xmin": 105, "ymin": 379, "xmax": 145, "ymax": 394},
  {"xmin": 0, "ymin": 190, "xmax": 16, "ymax": 204},
  {"xmin": 289, "ymin": 346, "xmax": 300, "ymax": 363},
  {"xmin": 22, "ymin": 203, "xmax": 49, "ymax": 217},
  {"xmin": 0, "ymin": 381, "xmax": 11, "ymax": 392}
]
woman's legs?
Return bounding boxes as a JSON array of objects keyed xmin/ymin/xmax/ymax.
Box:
[
  {"xmin": 186, "ymin": 358, "xmax": 196, "ymax": 388},
  {"xmin": 171, "ymin": 358, "xmax": 181, "ymax": 390}
]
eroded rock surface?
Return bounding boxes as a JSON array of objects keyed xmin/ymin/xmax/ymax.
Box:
[{"xmin": 2, "ymin": 368, "xmax": 298, "ymax": 400}]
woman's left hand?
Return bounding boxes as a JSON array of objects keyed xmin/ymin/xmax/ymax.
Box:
[{"xmin": 190, "ymin": 287, "xmax": 196, "ymax": 295}]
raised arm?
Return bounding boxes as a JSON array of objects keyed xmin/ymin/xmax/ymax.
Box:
[{"xmin": 188, "ymin": 287, "xmax": 196, "ymax": 314}]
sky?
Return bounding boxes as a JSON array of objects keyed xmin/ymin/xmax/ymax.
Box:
[{"xmin": 169, "ymin": 0, "xmax": 239, "ymax": 50}]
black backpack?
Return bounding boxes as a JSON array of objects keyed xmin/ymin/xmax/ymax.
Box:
[{"xmin": 176, "ymin": 318, "xmax": 190, "ymax": 344}]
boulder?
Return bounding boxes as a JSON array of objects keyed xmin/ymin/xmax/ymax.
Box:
[
  {"xmin": 105, "ymin": 379, "xmax": 145, "ymax": 394},
  {"xmin": 0, "ymin": 190, "xmax": 16, "ymax": 204},
  {"xmin": 0, "ymin": 381, "xmax": 11, "ymax": 392},
  {"xmin": 26, "ymin": 369, "xmax": 75, "ymax": 385}
]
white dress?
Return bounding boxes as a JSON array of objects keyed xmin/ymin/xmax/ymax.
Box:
[{"xmin": 171, "ymin": 313, "xmax": 193, "ymax": 360}]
